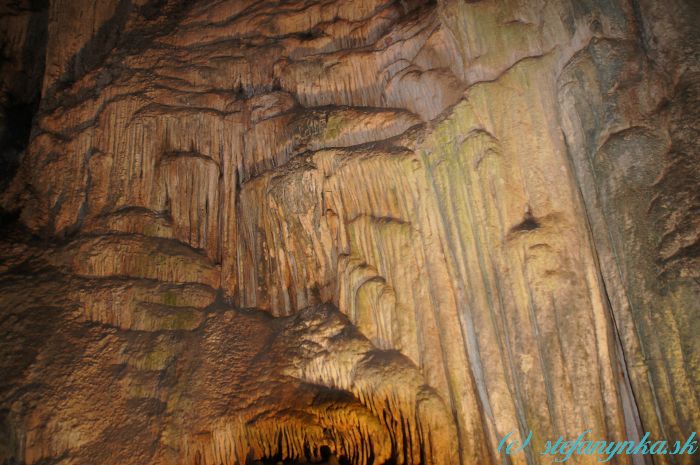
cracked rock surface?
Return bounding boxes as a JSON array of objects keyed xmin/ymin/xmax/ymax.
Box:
[{"xmin": 0, "ymin": 0, "xmax": 698, "ymax": 464}]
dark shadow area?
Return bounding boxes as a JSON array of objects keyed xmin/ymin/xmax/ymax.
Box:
[
  {"xmin": 0, "ymin": 0, "xmax": 49, "ymax": 193},
  {"xmin": 0, "ymin": 95, "xmax": 35, "ymax": 191}
]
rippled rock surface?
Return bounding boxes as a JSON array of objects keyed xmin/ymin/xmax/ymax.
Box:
[{"xmin": 0, "ymin": 0, "xmax": 697, "ymax": 464}]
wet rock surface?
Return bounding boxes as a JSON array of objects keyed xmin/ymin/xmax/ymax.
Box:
[{"xmin": 0, "ymin": 0, "xmax": 698, "ymax": 464}]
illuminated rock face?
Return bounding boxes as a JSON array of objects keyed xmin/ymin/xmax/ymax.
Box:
[{"xmin": 0, "ymin": 0, "xmax": 698, "ymax": 465}]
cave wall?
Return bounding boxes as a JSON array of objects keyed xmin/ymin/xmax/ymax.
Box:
[{"xmin": 0, "ymin": 0, "xmax": 697, "ymax": 464}]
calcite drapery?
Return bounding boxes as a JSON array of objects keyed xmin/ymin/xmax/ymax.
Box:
[{"xmin": 0, "ymin": 0, "xmax": 698, "ymax": 464}]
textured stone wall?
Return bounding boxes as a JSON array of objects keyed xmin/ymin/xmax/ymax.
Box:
[{"xmin": 0, "ymin": 0, "xmax": 697, "ymax": 464}]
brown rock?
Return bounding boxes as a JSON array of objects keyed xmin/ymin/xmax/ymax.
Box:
[{"xmin": 0, "ymin": 0, "xmax": 697, "ymax": 464}]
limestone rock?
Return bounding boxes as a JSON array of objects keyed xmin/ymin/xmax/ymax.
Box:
[{"xmin": 0, "ymin": 0, "xmax": 697, "ymax": 465}]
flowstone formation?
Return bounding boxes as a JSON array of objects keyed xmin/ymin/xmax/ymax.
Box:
[{"xmin": 0, "ymin": 0, "xmax": 698, "ymax": 465}]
